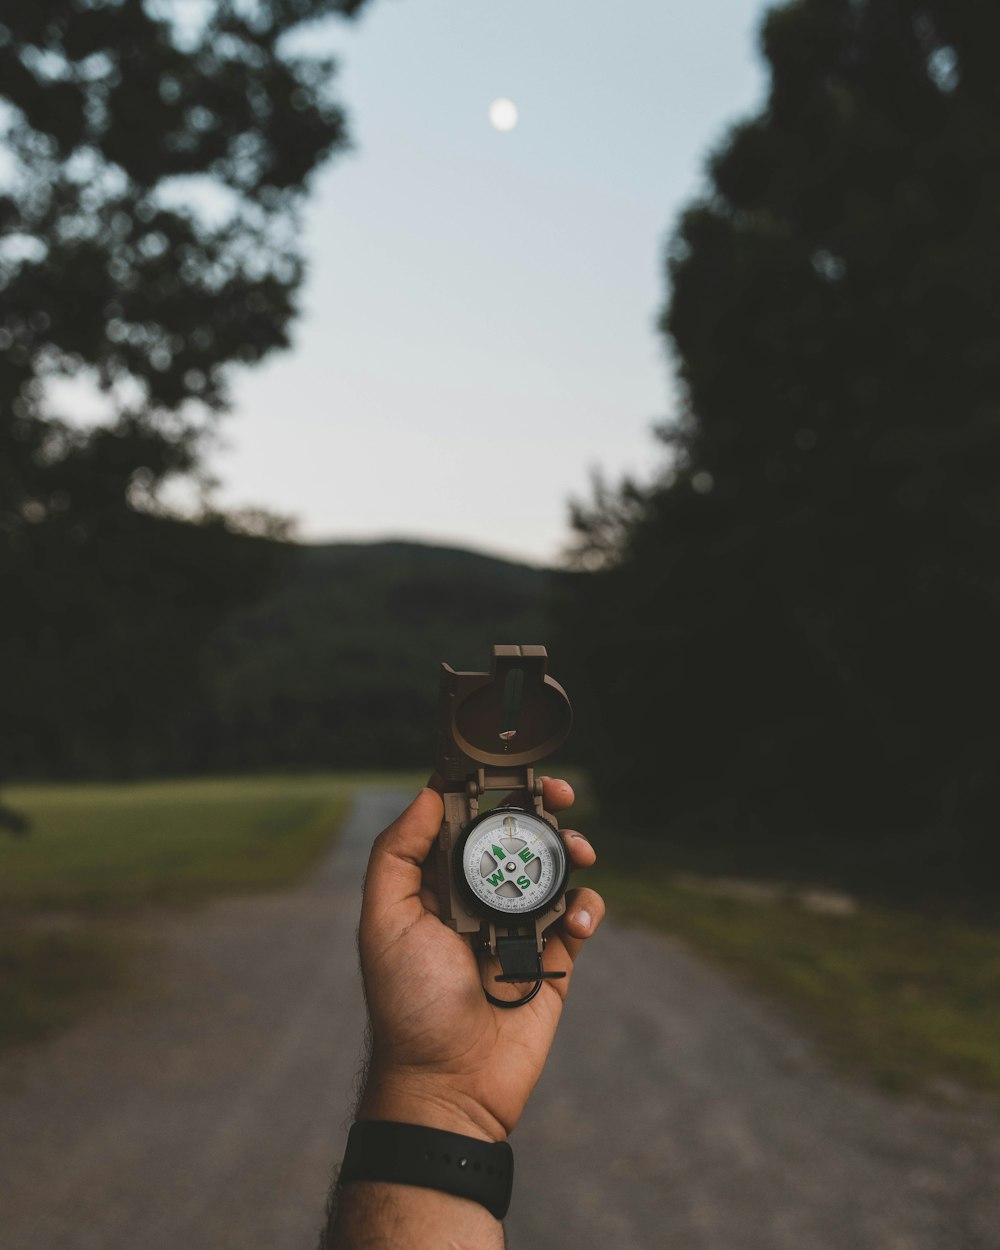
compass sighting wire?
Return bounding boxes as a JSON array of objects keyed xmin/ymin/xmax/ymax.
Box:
[{"xmin": 499, "ymin": 666, "xmax": 525, "ymax": 752}]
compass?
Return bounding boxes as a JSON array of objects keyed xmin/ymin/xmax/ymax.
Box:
[
  {"xmin": 432, "ymin": 645, "xmax": 574, "ymax": 1008},
  {"xmin": 457, "ymin": 808, "xmax": 569, "ymax": 923}
]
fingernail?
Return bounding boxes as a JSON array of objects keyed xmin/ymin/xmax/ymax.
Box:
[
  {"xmin": 576, "ymin": 910, "xmax": 592, "ymax": 932},
  {"xmin": 571, "ymin": 832, "xmax": 591, "ymax": 844}
]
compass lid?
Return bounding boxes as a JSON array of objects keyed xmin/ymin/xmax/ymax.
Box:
[{"xmin": 435, "ymin": 645, "xmax": 572, "ymax": 779}]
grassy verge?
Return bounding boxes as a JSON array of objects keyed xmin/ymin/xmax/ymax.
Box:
[
  {"xmin": 0, "ymin": 772, "xmax": 411, "ymax": 1049},
  {"xmin": 581, "ymin": 819, "xmax": 1000, "ymax": 1097},
  {"xmin": 0, "ymin": 773, "xmax": 364, "ymax": 911}
]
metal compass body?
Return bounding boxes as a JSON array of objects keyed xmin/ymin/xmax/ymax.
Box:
[
  {"xmin": 457, "ymin": 807, "xmax": 568, "ymax": 922},
  {"xmin": 433, "ymin": 645, "xmax": 573, "ymax": 1006}
]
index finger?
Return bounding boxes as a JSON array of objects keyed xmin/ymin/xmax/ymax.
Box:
[
  {"xmin": 499, "ymin": 775, "xmax": 574, "ymax": 813},
  {"xmin": 538, "ymin": 776, "xmax": 574, "ymax": 812}
]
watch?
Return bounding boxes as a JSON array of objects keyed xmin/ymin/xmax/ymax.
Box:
[
  {"xmin": 339, "ymin": 1120, "xmax": 514, "ymax": 1220},
  {"xmin": 432, "ymin": 645, "xmax": 573, "ymax": 1007}
]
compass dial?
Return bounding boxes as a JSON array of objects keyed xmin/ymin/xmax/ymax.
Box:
[{"xmin": 458, "ymin": 807, "xmax": 568, "ymax": 919}]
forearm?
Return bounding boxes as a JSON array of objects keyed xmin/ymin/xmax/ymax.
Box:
[{"xmin": 323, "ymin": 1179, "xmax": 505, "ymax": 1250}]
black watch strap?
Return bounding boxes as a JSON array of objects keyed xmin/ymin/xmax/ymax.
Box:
[{"xmin": 339, "ymin": 1120, "xmax": 513, "ymax": 1220}]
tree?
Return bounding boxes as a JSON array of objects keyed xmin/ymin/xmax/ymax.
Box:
[
  {"xmin": 0, "ymin": 0, "xmax": 368, "ymax": 780},
  {"xmin": 559, "ymin": 0, "xmax": 1000, "ymax": 900},
  {"xmin": 1, "ymin": 0, "xmax": 366, "ymax": 518}
]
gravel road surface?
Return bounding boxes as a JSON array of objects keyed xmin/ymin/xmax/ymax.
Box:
[{"xmin": 1, "ymin": 786, "xmax": 997, "ymax": 1249}]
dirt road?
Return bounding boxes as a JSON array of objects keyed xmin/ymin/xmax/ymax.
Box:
[{"xmin": 1, "ymin": 787, "xmax": 997, "ymax": 1249}]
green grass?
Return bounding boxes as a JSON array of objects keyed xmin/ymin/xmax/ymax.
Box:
[
  {"xmin": 0, "ymin": 772, "xmax": 414, "ymax": 1049},
  {"xmin": 581, "ymin": 819, "xmax": 1000, "ymax": 1097},
  {"xmin": 0, "ymin": 773, "xmax": 363, "ymax": 911}
]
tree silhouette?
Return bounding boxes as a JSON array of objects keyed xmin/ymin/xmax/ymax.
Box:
[
  {"xmin": 0, "ymin": 0, "xmax": 367, "ymax": 784},
  {"xmin": 561, "ymin": 0, "xmax": 1000, "ymax": 899},
  {"xmin": 1, "ymin": 0, "xmax": 365, "ymax": 520}
]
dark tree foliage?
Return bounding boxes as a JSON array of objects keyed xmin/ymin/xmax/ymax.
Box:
[
  {"xmin": 559, "ymin": 0, "xmax": 1000, "ymax": 901},
  {"xmin": 0, "ymin": 0, "xmax": 366, "ymax": 780}
]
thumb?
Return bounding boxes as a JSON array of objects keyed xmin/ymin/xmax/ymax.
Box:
[{"xmin": 365, "ymin": 787, "xmax": 445, "ymax": 907}]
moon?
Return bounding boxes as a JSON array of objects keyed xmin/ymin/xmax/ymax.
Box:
[{"xmin": 488, "ymin": 98, "xmax": 519, "ymax": 132}]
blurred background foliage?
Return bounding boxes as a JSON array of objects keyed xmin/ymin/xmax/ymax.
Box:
[
  {"xmin": 0, "ymin": 0, "xmax": 368, "ymax": 808},
  {"xmin": 2, "ymin": 0, "xmax": 997, "ymax": 913},
  {"xmin": 558, "ymin": 0, "xmax": 1000, "ymax": 907}
]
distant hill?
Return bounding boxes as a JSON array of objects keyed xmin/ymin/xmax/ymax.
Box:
[{"xmin": 198, "ymin": 540, "xmax": 556, "ymax": 771}]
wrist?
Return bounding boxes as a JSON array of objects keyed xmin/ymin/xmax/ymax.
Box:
[
  {"xmin": 357, "ymin": 1067, "xmax": 507, "ymax": 1144},
  {"xmin": 336, "ymin": 1121, "xmax": 513, "ymax": 1233}
]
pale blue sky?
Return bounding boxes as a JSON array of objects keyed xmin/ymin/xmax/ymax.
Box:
[{"xmin": 210, "ymin": 0, "xmax": 771, "ymax": 564}]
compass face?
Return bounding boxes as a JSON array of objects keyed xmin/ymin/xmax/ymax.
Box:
[{"xmin": 458, "ymin": 807, "xmax": 568, "ymax": 919}]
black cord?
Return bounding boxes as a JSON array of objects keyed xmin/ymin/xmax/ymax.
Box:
[{"xmin": 484, "ymin": 979, "xmax": 543, "ymax": 1009}]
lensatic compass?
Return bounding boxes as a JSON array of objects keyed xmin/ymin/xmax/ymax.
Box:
[{"xmin": 433, "ymin": 645, "xmax": 573, "ymax": 1008}]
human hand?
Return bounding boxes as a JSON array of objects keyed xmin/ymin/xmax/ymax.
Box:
[{"xmin": 356, "ymin": 778, "xmax": 604, "ymax": 1144}]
